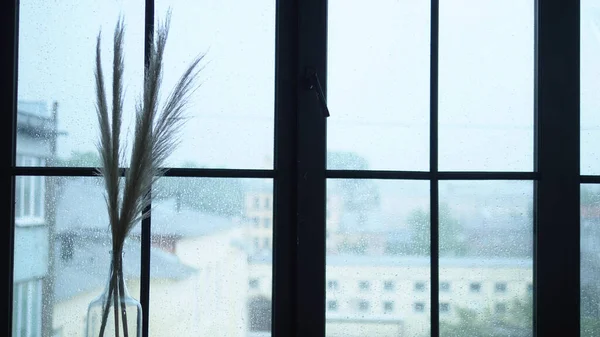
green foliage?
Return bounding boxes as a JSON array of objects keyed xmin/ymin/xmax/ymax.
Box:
[
  {"xmin": 56, "ymin": 151, "xmax": 102, "ymax": 167},
  {"xmin": 153, "ymin": 162, "xmax": 244, "ymax": 217},
  {"xmin": 436, "ymin": 297, "xmax": 532, "ymax": 337},
  {"xmin": 582, "ymin": 317, "xmax": 600, "ymax": 337},
  {"xmin": 407, "ymin": 203, "xmax": 467, "ymax": 256},
  {"xmin": 581, "ymin": 187, "xmax": 600, "ymax": 206}
]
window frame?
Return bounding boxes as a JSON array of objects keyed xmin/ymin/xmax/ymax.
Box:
[{"xmin": 1, "ymin": 0, "xmax": 583, "ymax": 337}]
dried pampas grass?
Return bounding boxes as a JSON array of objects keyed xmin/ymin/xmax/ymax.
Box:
[{"xmin": 94, "ymin": 11, "xmax": 203, "ymax": 336}]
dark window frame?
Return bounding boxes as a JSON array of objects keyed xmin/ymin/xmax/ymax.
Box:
[{"xmin": 0, "ymin": 0, "xmax": 582, "ymax": 337}]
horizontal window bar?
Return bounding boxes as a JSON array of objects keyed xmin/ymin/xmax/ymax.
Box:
[
  {"xmin": 581, "ymin": 175, "xmax": 600, "ymax": 184},
  {"xmin": 12, "ymin": 166, "xmax": 275, "ymax": 178},
  {"xmin": 327, "ymin": 170, "xmax": 537, "ymax": 180}
]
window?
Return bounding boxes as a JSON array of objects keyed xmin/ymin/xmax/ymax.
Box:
[
  {"xmin": 440, "ymin": 281, "xmax": 451, "ymax": 292},
  {"xmin": 254, "ymin": 197, "xmax": 260, "ymax": 210},
  {"xmin": 327, "ymin": 300, "xmax": 338, "ymax": 312},
  {"xmin": 15, "ymin": 156, "xmax": 46, "ymax": 225},
  {"xmin": 358, "ymin": 281, "xmax": 370, "ymax": 291},
  {"xmin": 384, "ymin": 280, "xmax": 394, "ymax": 291},
  {"xmin": 358, "ymin": 301, "xmax": 369, "ymax": 312},
  {"xmin": 3, "ymin": 0, "xmax": 583, "ymax": 336},
  {"xmin": 495, "ymin": 282, "xmax": 507, "ymax": 293},
  {"xmin": 249, "ymin": 279, "xmax": 259, "ymax": 289},
  {"xmin": 414, "ymin": 302, "xmax": 425, "ymax": 313},
  {"xmin": 470, "ymin": 282, "xmax": 482, "ymax": 293},
  {"xmin": 264, "ymin": 197, "xmax": 271, "ymax": 210},
  {"xmin": 252, "ymin": 217, "xmax": 260, "ymax": 228},
  {"xmin": 12, "ymin": 279, "xmax": 42, "ymax": 337},
  {"xmin": 414, "ymin": 282, "xmax": 426, "ymax": 292},
  {"xmin": 495, "ymin": 302, "xmax": 507, "ymax": 314},
  {"xmin": 328, "ymin": 280, "xmax": 339, "ymax": 290},
  {"xmin": 263, "ymin": 218, "xmax": 270, "ymax": 228},
  {"xmin": 383, "ymin": 301, "xmax": 394, "ymax": 313},
  {"xmin": 253, "ymin": 238, "xmax": 260, "ymax": 250},
  {"xmin": 440, "ymin": 302, "xmax": 450, "ymax": 313}
]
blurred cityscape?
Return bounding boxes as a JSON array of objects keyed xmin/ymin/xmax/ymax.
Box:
[{"xmin": 16, "ymin": 99, "xmax": 593, "ymax": 337}]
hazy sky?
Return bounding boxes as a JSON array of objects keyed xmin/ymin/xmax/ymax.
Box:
[{"xmin": 16, "ymin": 0, "xmax": 600, "ymax": 173}]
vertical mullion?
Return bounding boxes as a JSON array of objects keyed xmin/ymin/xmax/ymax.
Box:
[
  {"xmin": 272, "ymin": 0, "xmax": 298, "ymax": 334},
  {"xmin": 140, "ymin": 1, "xmax": 154, "ymax": 337},
  {"xmin": 1, "ymin": 0, "xmax": 19, "ymax": 336},
  {"xmin": 297, "ymin": 0, "xmax": 327, "ymax": 335},
  {"xmin": 535, "ymin": 0, "xmax": 580, "ymax": 335},
  {"xmin": 430, "ymin": 0, "xmax": 439, "ymax": 335}
]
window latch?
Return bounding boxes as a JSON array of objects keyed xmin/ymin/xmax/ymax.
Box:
[{"xmin": 305, "ymin": 67, "xmax": 330, "ymax": 117}]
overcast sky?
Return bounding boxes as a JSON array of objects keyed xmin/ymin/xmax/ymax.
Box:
[{"xmin": 16, "ymin": 0, "xmax": 600, "ymax": 173}]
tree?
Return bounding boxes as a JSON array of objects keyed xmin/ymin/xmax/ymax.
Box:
[
  {"xmin": 327, "ymin": 151, "xmax": 380, "ymax": 212},
  {"xmin": 436, "ymin": 296, "xmax": 533, "ymax": 337},
  {"xmin": 56, "ymin": 151, "xmax": 101, "ymax": 167},
  {"xmin": 153, "ymin": 161, "xmax": 244, "ymax": 217},
  {"xmin": 406, "ymin": 203, "xmax": 466, "ymax": 256}
]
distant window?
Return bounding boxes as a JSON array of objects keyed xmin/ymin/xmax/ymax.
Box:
[
  {"xmin": 495, "ymin": 282, "xmax": 507, "ymax": 293},
  {"xmin": 384, "ymin": 280, "xmax": 395, "ymax": 291},
  {"xmin": 414, "ymin": 302, "xmax": 425, "ymax": 313},
  {"xmin": 527, "ymin": 283, "xmax": 533, "ymax": 294},
  {"xmin": 440, "ymin": 282, "xmax": 451, "ymax": 292},
  {"xmin": 359, "ymin": 281, "xmax": 370, "ymax": 291},
  {"xmin": 440, "ymin": 303, "xmax": 450, "ymax": 313},
  {"xmin": 249, "ymin": 279, "xmax": 259, "ymax": 289},
  {"xmin": 263, "ymin": 238, "xmax": 270, "ymax": 250},
  {"xmin": 328, "ymin": 280, "xmax": 339, "ymax": 290},
  {"xmin": 252, "ymin": 217, "xmax": 260, "ymax": 228},
  {"xmin": 264, "ymin": 197, "xmax": 271, "ymax": 210},
  {"xmin": 12, "ymin": 279, "xmax": 42, "ymax": 337},
  {"xmin": 254, "ymin": 238, "xmax": 260, "ymax": 250},
  {"xmin": 328, "ymin": 300, "xmax": 338, "ymax": 311},
  {"xmin": 415, "ymin": 282, "xmax": 426, "ymax": 292},
  {"xmin": 384, "ymin": 301, "xmax": 394, "ymax": 313},
  {"xmin": 495, "ymin": 302, "xmax": 507, "ymax": 314},
  {"xmin": 253, "ymin": 196, "xmax": 260, "ymax": 209},
  {"xmin": 358, "ymin": 300, "xmax": 370, "ymax": 312},
  {"xmin": 470, "ymin": 282, "xmax": 482, "ymax": 293},
  {"xmin": 263, "ymin": 218, "xmax": 270, "ymax": 228},
  {"xmin": 15, "ymin": 156, "xmax": 46, "ymax": 224}
]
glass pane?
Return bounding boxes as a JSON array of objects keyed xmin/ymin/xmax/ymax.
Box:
[
  {"xmin": 18, "ymin": 0, "xmax": 144, "ymax": 167},
  {"xmin": 155, "ymin": 0, "xmax": 275, "ymax": 169},
  {"xmin": 581, "ymin": 184, "xmax": 600, "ymax": 336},
  {"xmin": 581, "ymin": 0, "xmax": 600, "ymax": 174},
  {"xmin": 439, "ymin": 181, "xmax": 533, "ymax": 337},
  {"xmin": 150, "ymin": 178, "xmax": 272, "ymax": 336},
  {"xmin": 326, "ymin": 180, "xmax": 430, "ymax": 337},
  {"xmin": 439, "ymin": 1, "xmax": 534, "ymax": 171},
  {"xmin": 12, "ymin": 176, "xmax": 142, "ymax": 336},
  {"xmin": 327, "ymin": 0, "xmax": 430, "ymax": 171}
]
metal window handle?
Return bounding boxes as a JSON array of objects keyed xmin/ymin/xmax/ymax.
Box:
[{"xmin": 305, "ymin": 68, "xmax": 330, "ymax": 117}]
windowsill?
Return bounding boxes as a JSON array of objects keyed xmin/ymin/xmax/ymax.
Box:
[{"xmin": 15, "ymin": 217, "xmax": 45, "ymax": 227}]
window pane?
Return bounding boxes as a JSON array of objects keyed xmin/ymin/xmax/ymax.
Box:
[
  {"xmin": 154, "ymin": 0, "xmax": 275, "ymax": 169},
  {"xmin": 439, "ymin": 1, "xmax": 534, "ymax": 171},
  {"xmin": 581, "ymin": 184, "xmax": 600, "ymax": 336},
  {"xmin": 581, "ymin": 0, "xmax": 600, "ymax": 174},
  {"xmin": 23, "ymin": 177, "xmax": 32, "ymax": 216},
  {"xmin": 13, "ymin": 177, "xmax": 143, "ymax": 336},
  {"xmin": 327, "ymin": 0, "xmax": 430, "ymax": 171},
  {"xmin": 326, "ymin": 180, "xmax": 430, "ymax": 337},
  {"xmin": 150, "ymin": 178, "xmax": 272, "ymax": 336},
  {"xmin": 17, "ymin": 1, "xmax": 144, "ymax": 167},
  {"xmin": 439, "ymin": 181, "xmax": 533, "ymax": 337}
]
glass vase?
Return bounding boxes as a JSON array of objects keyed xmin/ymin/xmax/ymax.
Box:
[{"xmin": 86, "ymin": 251, "xmax": 142, "ymax": 337}]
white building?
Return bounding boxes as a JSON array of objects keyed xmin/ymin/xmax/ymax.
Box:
[
  {"xmin": 13, "ymin": 100, "xmax": 58, "ymax": 337},
  {"xmin": 249, "ymin": 254, "xmax": 532, "ymax": 337}
]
